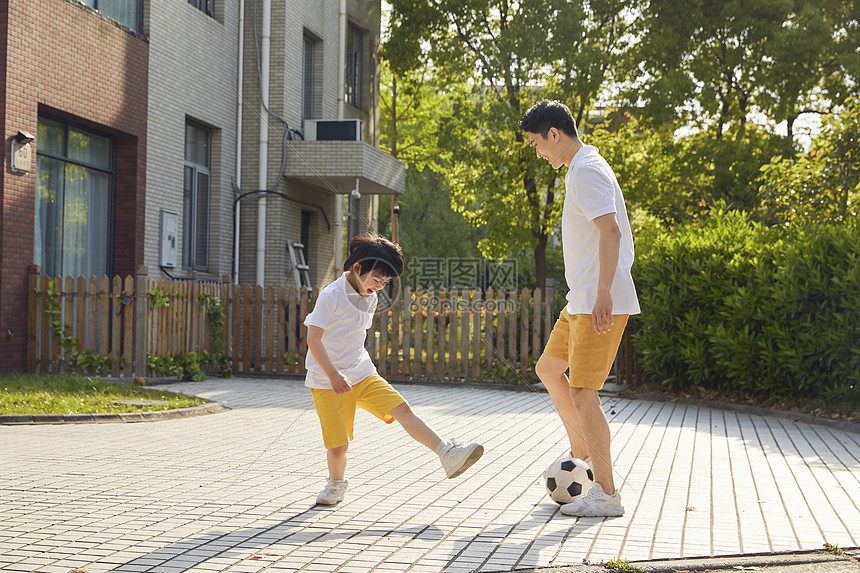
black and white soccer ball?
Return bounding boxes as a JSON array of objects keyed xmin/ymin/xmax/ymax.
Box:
[{"xmin": 545, "ymin": 457, "xmax": 593, "ymax": 504}]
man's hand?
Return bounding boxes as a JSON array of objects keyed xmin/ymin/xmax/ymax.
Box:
[
  {"xmin": 592, "ymin": 290, "xmax": 614, "ymax": 334},
  {"xmin": 331, "ymin": 373, "xmax": 353, "ymax": 394}
]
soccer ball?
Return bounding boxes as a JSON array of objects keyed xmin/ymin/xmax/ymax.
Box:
[{"xmin": 545, "ymin": 457, "xmax": 593, "ymax": 505}]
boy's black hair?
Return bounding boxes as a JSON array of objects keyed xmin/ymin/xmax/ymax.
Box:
[
  {"xmin": 518, "ymin": 100, "xmax": 579, "ymax": 139},
  {"xmin": 343, "ymin": 233, "xmax": 405, "ymax": 278}
]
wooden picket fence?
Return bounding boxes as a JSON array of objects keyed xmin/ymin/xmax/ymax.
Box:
[{"xmin": 28, "ymin": 265, "xmax": 639, "ymax": 384}]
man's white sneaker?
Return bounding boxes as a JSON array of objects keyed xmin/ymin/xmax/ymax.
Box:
[
  {"xmin": 437, "ymin": 441, "xmax": 484, "ymax": 478},
  {"xmin": 315, "ymin": 478, "xmax": 348, "ymax": 505},
  {"xmin": 559, "ymin": 484, "xmax": 624, "ymax": 517}
]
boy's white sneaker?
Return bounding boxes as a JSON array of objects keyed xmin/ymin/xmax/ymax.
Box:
[
  {"xmin": 437, "ymin": 441, "xmax": 484, "ymax": 478},
  {"xmin": 559, "ymin": 484, "xmax": 624, "ymax": 517},
  {"xmin": 315, "ymin": 478, "xmax": 348, "ymax": 505}
]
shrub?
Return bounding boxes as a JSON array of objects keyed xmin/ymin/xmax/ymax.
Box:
[{"xmin": 632, "ymin": 206, "xmax": 859, "ymax": 407}]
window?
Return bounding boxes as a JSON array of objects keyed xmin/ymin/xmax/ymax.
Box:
[
  {"xmin": 82, "ymin": 0, "xmax": 142, "ymax": 32},
  {"xmin": 345, "ymin": 22, "xmax": 365, "ymax": 109},
  {"xmin": 188, "ymin": 0, "xmax": 215, "ymax": 18},
  {"xmin": 34, "ymin": 117, "xmax": 114, "ymax": 278},
  {"xmin": 183, "ymin": 122, "xmax": 211, "ymax": 271},
  {"xmin": 302, "ymin": 35, "xmax": 316, "ymax": 120}
]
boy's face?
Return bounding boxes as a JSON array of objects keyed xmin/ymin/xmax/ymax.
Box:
[
  {"xmin": 527, "ymin": 128, "xmax": 565, "ymax": 169},
  {"xmin": 350, "ymin": 265, "xmax": 392, "ymax": 297}
]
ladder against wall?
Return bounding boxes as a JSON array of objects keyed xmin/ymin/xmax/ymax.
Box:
[{"xmin": 288, "ymin": 241, "xmax": 311, "ymax": 291}]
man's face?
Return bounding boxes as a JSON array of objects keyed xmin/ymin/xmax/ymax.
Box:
[{"xmin": 527, "ymin": 128, "xmax": 564, "ymax": 169}]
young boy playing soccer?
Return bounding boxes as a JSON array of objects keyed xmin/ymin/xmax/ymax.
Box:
[
  {"xmin": 305, "ymin": 233, "xmax": 484, "ymax": 505},
  {"xmin": 519, "ymin": 100, "xmax": 640, "ymax": 517}
]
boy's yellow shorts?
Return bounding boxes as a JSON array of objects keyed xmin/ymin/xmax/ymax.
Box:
[
  {"xmin": 543, "ymin": 309, "xmax": 628, "ymax": 390},
  {"xmin": 310, "ymin": 373, "xmax": 407, "ymax": 449}
]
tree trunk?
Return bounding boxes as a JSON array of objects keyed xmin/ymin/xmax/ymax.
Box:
[
  {"xmin": 534, "ymin": 234, "xmax": 548, "ymax": 292},
  {"xmin": 786, "ymin": 115, "xmax": 795, "ymax": 146}
]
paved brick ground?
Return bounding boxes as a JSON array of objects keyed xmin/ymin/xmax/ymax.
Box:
[{"xmin": 1, "ymin": 378, "xmax": 858, "ymax": 572}]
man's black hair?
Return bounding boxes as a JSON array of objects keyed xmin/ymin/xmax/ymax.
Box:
[
  {"xmin": 343, "ymin": 233, "xmax": 405, "ymax": 278},
  {"xmin": 518, "ymin": 99, "xmax": 579, "ymax": 139}
]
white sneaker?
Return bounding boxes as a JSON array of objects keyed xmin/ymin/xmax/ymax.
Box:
[
  {"xmin": 315, "ymin": 478, "xmax": 348, "ymax": 505},
  {"xmin": 559, "ymin": 484, "xmax": 624, "ymax": 517},
  {"xmin": 437, "ymin": 441, "xmax": 484, "ymax": 478}
]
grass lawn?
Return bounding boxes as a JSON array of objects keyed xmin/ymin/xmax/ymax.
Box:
[{"xmin": 0, "ymin": 373, "xmax": 209, "ymax": 416}]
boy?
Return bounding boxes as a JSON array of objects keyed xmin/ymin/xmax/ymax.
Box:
[
  {"xmin": 518, "ymin": 100, "xmax": 640, "ymax": 517},
  {"xmin": 305, "ymin": 233, "xmax": 484, "ymax": 505}
]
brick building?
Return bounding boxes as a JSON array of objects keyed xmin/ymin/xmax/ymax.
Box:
[
  {"xmin": 0, "ymin": 0, "xmax": 148, "ymax": 371},
  {"xmin": 0, "ymin": 0, "xmax": 403, "ymax": 373}
]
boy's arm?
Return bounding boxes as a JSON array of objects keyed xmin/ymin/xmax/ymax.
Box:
[
  {"xmin": 591, "ymin": 212, "xmax": 621, "ymax": 334},
  {"xmin": 306, "ymin": 325, "xmax": 353, "ymax": 394}
]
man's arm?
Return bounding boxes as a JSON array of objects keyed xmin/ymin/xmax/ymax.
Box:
[
  {"xmin": 591, "ymin": 212, "xmax": 622, "ymax": 334},
  {"xmin": 306, "ymin": 325, "xmax": 352, "ymax": 394}
]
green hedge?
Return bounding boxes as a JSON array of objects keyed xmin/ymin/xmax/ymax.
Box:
[{"xmin": 632, "ymin": 208, "xmax": 859, "ymax": 404}]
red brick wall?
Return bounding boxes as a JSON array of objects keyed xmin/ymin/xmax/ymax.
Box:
[{"xmin": 0, "ymin": 0, "xmax": 148, "ymax": 371}]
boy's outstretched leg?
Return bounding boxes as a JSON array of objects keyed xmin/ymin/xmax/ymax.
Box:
[
  {"xmin": 388, "ymin": 402, "xmax": 484, "ymax": 479},
  {"xmin": 317, "ymin": 444, "xmax": 349, "ymax": 505}
]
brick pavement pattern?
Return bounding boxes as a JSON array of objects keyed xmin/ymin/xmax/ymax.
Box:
[{"xmin": 1, "ymin": 378, "xmax": 858, "ymax": 572}]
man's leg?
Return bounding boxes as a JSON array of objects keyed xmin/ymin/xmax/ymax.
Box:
[
  {"xmin": 535, "ymin": 353, "xmax": 588, "ymax": 459},
  {"xmin": 570, "ymin": 387, "xmax": 614, "ymax": 494}
]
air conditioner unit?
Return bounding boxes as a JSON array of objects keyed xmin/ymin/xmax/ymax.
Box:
[{"xmin": 303, "ymin": 119, "xmax": 362, "ymax": 142}]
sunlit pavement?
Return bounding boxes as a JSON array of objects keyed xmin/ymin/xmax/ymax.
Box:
[{"xmin": 1, "ymin": 377, "xmax": 858, "ymax": 572}]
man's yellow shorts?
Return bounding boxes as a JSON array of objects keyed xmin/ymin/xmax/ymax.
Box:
[
  {"xmin": 543, "ymin": 309, "xmax": 629, "ymax": 390},
  {"xmin": 309, "ymin": 373, "xmax": 407, "ymax": 449}
]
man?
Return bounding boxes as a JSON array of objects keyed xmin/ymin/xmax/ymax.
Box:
[{"xmin": 519, "ymin": 100, "xmax": 640, "ymax": 517}]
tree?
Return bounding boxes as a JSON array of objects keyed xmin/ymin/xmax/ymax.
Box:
[
  {"xmin": 759, "ymin": 97, "xmax": 860, "ymax": 225},
  {"xmin": 631, "ymin": 0, "xmax": 856, "ymax": 146},
  {"xmin": 386, "ymin": 0, "xmax": 640, "ymax": 289}
]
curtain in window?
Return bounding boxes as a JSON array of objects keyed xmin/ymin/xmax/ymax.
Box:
[
  {"xmin": 34, "ymin": 157, "xmax": 64, "ymax": 278},
  {"xmin": 34, "ymin": 119, "xmax": 113, "ymax": 278}
]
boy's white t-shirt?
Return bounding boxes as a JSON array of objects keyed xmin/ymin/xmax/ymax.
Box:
[
  {"xmin": 303, "ymin": 273, "xmax": 378, "ymax": 389},
  {"xmin": 562, "ymin": 145, "xmax": 640, "ymax": 316}
]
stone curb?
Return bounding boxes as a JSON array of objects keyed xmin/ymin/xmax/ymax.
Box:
[
  {"xmin": 0, "ymin": 401, "xmax": 230, "ymax": 425},
  {"xmin": 509, "ymin": 547, "xmax": 860, "ymax": 572}
]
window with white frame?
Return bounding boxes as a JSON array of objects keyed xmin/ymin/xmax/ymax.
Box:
[
  {"xmin": 183, "ymin": 122, "xmax": 211, "ymax": 271},
  {"xmin": 82, "ymin": 0, "xmax": 142, "ymax": 32},
  {"xmin": 34, "ymin": 117, "xmax": 114, "ymax": 278},
  {"xmin": 345, "ymin": 22, "xmax": 365, "ymax": 110}
]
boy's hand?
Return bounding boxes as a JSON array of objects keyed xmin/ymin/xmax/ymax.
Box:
[{"xmin": 331, "ymin": 373, "xmax": 353, "ymax": 394}]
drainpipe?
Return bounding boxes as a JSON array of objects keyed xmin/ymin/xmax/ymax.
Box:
[
  {"xmin": 234, "ymin": 0, "xmax": 245, "ymax": 285},
  {"xmin": 334, "ymin": 0, "xmax": 346, "ymax": 274},
  {"xmin": 256, "ymin": 0, "xmax": 271, "ymax": 286}
]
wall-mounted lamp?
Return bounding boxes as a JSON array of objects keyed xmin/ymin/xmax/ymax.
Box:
[
  {"xmin": 10, "ymin": 130, "xmax": 35, "ymax": 173},
  {"xmin": 14, "ymin": 130, "xmax": 35, "ymax": 144},
  {"xmin": 392, "ymin": 205, "xmax": 401, "ymax": 215}
]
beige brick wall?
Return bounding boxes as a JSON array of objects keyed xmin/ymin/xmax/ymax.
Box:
[
  {"xmin": 144, "ymin": 0, "xmax": 239, "ymax": 282},
  {"xmin": 142, "ymin": 0, "xmax": 384, "ymax": 288},
  {"xmin": 237, "ymin": 0, "xmax": 383, "ymax": 288}
]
